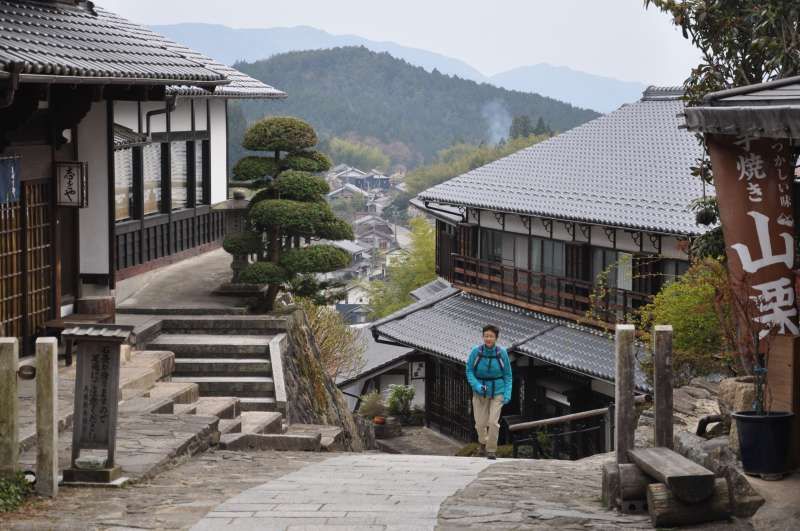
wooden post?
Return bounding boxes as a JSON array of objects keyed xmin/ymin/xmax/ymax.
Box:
[
  {"xmin": 604, "ymin": 404, "xmax": 613, "ymax": 452},
  {"xmin": 619, "ymin": 463, "xmax": 655, "ymax": 500},
  {"xmin": 615, "ymin": 324, "xmax": 635, "ymax": 464},
  {"xmin": 0, "ymin": 338, "xmax": 19, "ymax": 478},
  {"xmin": 601, "ymin": 462, "xmax": 620, "ymax": 509},
  {"xmin": 654, "ymin": 325, "xmax": 674, "ymax": 449},
  {"xmin": 36, "ymin": 337, "xmax": 58, "ymax": 497}
]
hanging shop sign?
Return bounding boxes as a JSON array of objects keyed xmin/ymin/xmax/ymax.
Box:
[
  {"xmin": 56, "ymin": 161, "xmax": 88, "ymax": 208},
  {"xmin": 707, "ymin": 134, "xmax": 797, "ymax": 339},
  {"xmin": 0, "ymin": 156, "xmax": 21, "ymax": 205}
]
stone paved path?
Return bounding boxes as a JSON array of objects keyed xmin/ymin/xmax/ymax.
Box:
[{"xmin": 192, "ymin": 454, "xmax": 492, "ymax": 531}]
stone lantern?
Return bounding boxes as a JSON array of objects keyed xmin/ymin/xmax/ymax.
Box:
[{"xmin": 213, "ymin": 190, "xmax": 250, "ymax": 235}]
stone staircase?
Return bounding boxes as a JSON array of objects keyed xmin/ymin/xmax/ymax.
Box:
[
  {"xmin": 145, "ymin": 318, "xmax": 279, "ymax": 413},
  {"xmin": 138, "ymin": 316, "xmax": 340, "ymax": 451}
]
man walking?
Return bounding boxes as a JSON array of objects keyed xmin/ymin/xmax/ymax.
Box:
[{"xmin": 466, "ymin": 324, "xmax": 512, "ymax": 460}]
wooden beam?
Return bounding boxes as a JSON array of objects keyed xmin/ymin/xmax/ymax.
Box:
[
  {"xmin": 615, "ymin": 324, "xmax": 635, "ymax": 464},
  {"xmin": 653, "ymin": 325, "xmax": 674, "ymax": 448},
  {"xmin": 629, "ymin": 447, "xmax": 716, "ymax": 503},
  {"xmin": 646, "ymin": 478, "xmax": 730, "ymax": 527}
]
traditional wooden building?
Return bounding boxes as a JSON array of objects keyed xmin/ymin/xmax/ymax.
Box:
[
  {"xmin": 0, "ymin": 0, "xmax": 284, "ymax": 353},
  {"xmin": 367, "ymin": 87, "xmax": 707, "ymax": 455}
]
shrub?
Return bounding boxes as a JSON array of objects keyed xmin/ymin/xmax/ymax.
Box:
[
  {"xmin": 232, "ymin": 156, "xmax": 279, "ymax": 181},
  {"xmin": 0, "ymin": 472, "xmax": 32, "ymax": 513},
  {"xmin": 239, "ymin": 261, "xmax": 287, "ymax": 285},
  {"xmin": 243, "ymin": 116, "xmax": 317, "ymax": 153},
  {"xmin": 284, "ymin": 150, "xmax": 332, "ymax": 173},
  {"xmin": 358, "ymin": 390, "xmax": 385, "ymax": 418},
  {"xmin": 222, "ymin": 232, "xmax": 262, "ymax": 256},
  {"xmin": 386, "ymin": 384, "xmax": 415, "ymax": 418},
  {"xmin": 280, "ymin": 245, "xmax": 351, "ymax": 275},
  {"xmin": 273, "ymin": 171, "xmax": 329, "ymax": 202},
  {"xmin": 638, "ymin": 257, "xmax": 736, "ymax": 385},
  {"xmin": 249, "ymin": 199, "xmax": 336, "ymax": 237}
]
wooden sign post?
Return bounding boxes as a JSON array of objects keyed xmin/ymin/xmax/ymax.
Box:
[
  {"xmin": 61, "ymin": 325, "xmax": 133, "ymax": 484},
  {"xmin": 0, "ymin": 338, "xmax": 19, "ymax": 478}
]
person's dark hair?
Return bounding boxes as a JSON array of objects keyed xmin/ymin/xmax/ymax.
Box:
[{"xmin": 482, "ymin": 324, "xmax": 500, "ymax": 338}]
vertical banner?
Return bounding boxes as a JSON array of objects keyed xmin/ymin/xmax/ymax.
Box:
[
  {"xmin": 707, "ymin": 134, "xmax": 798, "ymax": 339},
  {"xmin": 0, "ymin": 157, "xmax": 21, "ymax": 204}
]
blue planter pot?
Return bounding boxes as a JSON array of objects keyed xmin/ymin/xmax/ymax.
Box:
[{"xmin": 732, "ymin": 411, "xmax": 794, "ymax": 479}]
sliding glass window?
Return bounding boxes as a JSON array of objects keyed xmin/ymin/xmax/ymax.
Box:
[
  {"xmin": 114, "ymin": 148, "xmax": 134, "ymax": 221},
  {"xmin": 195, "ymin": 140, "xmax": 206, "ymax": 205},
  {"xmin": 142, "ymin": 143, "xmax": 163, "ymax": 215},
  {"xmin": 171, "ymin": 142, "xmax": 189, "ymax": 210}
]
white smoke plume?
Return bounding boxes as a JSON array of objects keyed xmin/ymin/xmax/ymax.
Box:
[{"xmin": 481, "ymin": 99, "xmax": 512, "ymax": 145}]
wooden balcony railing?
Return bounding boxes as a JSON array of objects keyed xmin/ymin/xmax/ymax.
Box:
[{"xmin": 449, "ymin": 254, "xmax": 651, "ymax": 324}]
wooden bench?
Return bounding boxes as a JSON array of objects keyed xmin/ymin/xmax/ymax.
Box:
[
  {"xmin": 628, "ymin": 447, "xmax": 716, "ymax": 503},
  {"xmin": 40, "ymin": 313, "xmax": 113, "ymax": 366}
]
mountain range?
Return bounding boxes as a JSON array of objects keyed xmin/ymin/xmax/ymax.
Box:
[{"xmin": 152, "ymin": 23, "xmax": 649, "ymax": 112}]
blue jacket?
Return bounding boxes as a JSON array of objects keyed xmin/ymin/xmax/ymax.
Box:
[{"xmin": 466, "ymin": 345, "xmax": 512, "ymax": 403}]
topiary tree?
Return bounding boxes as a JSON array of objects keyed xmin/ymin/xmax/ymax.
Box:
[{"xmin": 227, "ymin": 116, "xmax": 354, "ymax": 311}]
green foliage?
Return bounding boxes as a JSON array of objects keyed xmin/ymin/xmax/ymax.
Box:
[
  {"xmin": 386, "ymin": 384, "xmax": 415, "ymax": 418},
  {"xmin": 233, "ymin": 47, "xmax": 598, "ymax": 164},
  {"xmin": 369, "ymin": 218, "xmax": 436, "ymax": 318},
  {"xmin": 280, "ymin": 245, "xmax": 351, "ymax": 274},
  {"xmin": 274, "ymin": 171, "xmax": 330, "ymax": 202},
  {"xmin": 284, "ymin": 149, "xmax": 332, "ymax": 173},
  {"xmin": 646, "ymin": 1, "xmax": 800, "ymax": 106},
  {"xmin": 289, "ymin": 275, "xmax": 348, "ymax": 306},
  {"xmin": 405, "ymin": 134, "xmax": 549, "ymax": 195},
  {"xmin": 638, "ymin": 257, "xmax": 736, "ymax": 385},
  {"xmin": 314, "ymin": 218, "xmax": 355, "ymax": 241},
  {"xmin": 358, "ymin": 390, "xmax": 385, "ymax": 418},
  {"xmin": 325, "ymin": 137, "xmax": 391, "ymax": 172},
  {"xmin": 509, "ymin": 115, "xmax": 533, "ymax": 139},
  {"xmin": 249, "ymin": 199, "xmax": 337, "ymax": 237},
  {"xmin": 242, "ymin": 116, "xmax": 318, "ymax": 153},
  {"xmin": 239, "ymin": 261, "xmax": 288, "ymax": 285},
  {"xmin": 0, "ymin": 472, "xmax": 32, "ymax": 513},
  {"xmin": 222, "ymin": 231, "xmax": 263, "ymax": 256},
  {"xmin": 232, "ymin": 156, "xmax": 279, "ymax": 182}
]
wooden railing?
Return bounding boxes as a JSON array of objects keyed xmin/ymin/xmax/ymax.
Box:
[
  {"xmin": 507, "ymin": 406, "xmax": 614, "ymax": 459},
  {"xmin": 449, "ymin": 254, "xmax": 651, "ymax": 323}
]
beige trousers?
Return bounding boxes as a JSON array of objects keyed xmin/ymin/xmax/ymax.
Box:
[{"xmin": 472, "ymin": 393, "xmax": 504, "ymax": 453}]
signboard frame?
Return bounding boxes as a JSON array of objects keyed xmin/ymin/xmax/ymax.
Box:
[{"xmin": 55, "ymin": 161, "xmax": 88, "ymax": 208}]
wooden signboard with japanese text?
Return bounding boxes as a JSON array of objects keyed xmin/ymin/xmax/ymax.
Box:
[{"xmin": 707, "ymin": 135, "xmax": 797, "ymax": 341}]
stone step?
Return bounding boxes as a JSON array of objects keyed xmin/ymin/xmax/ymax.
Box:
[
  {"xmin": 174, "ymin": 358, "xmax": 272, "ymax": 377},
  {"xmin": 147, "ymin": 381, "xmax": 199, "ymax": 405},
  {"xmin": 194, "ymin": 397, "xmax": 240, "ymax": 420},
  {"xmin": 170, "ymin": 376, "xmax": 275, "ymax": 397},
  {"xmin": 147, "ymin": 334, "xmax": 271, "ymax": 358},
  {"xmin": 239, "ymin": 397, "xmax": 278, "ymax": 412},
  {"xmin": 219, "ymin": 418, "xmax": 242, "ymax": 435},
  {"xmin": 285, "ymin": 424, "xmax": 346, "ymax": 452},
  {"xmin": 174, "ymin": 403, "xmax": 198, "ymax": 415},
  {"xmin": 158, "ymin": 316, "xmax": 287, "ymax": 334},
  {"xmin": 241, "ymin": 412, "xmax": 283, "ymax": 434},
  {"xmin": 118, "ymin": 350, "xmax": 177, "ymax": 400},
  {"xmin": 218, "ymin": 433, "xmax": 322, "ymax": 452},
  {"xmin": 118, "ymin": 396, "xmax": 175, "ymax": 416}
]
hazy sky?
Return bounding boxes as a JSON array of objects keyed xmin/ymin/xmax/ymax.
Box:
[{"xmin": 101, "ymin": 0, "xmax": 701, "ymax": 85}]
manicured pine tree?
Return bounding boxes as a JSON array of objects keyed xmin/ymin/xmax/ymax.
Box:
[{"xmin": 224, "ymin": 117, "xmax": 354, "ymax": 311}]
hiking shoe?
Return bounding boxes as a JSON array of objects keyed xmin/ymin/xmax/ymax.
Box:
[
  {"xmin": 479, "ymin": 444, "xmax": 486, "ymax": 457},
  {"xmin": 487, "ymin": 452, "xmax": 496, "ymax": 460}
]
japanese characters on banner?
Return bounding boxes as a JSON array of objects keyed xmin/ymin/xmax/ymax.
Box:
[
  {"xmin": 56, "ymin": 161, "xmax": 88, "ymax": 208},
  {"xmin": 0, "ymin": 156, "xmax": 21, "ymax": 205},
  {"xmin": 707, "ymin": 134, "xmax": 798, "ymax": 339}
]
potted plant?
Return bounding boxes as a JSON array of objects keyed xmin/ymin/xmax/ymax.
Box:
[
  {"xmin": 387, "ymin": 384, "xmax": 415, "ymax": 424},
  {"xmin": 358, "ymin": 390, "xmax": 385, "ymax": 422},
  {"xmin": 727, "ymin": 283, "xmax": 795, "ymax": 480}
]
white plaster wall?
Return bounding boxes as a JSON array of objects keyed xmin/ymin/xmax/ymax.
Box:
[
  {"xmin": 170, "ymin": 99, "xmax": 192, "ymax": 131},
  {"xmin": 504, "ymin": 214, "xmax": 528, "ymax": 236},
  {"xmin": 591, "ymin": 379, "xmax": 615, "ymax": 398},
  {"xmin": 140, "ymin": 102, "xmax": 167, "ymax": 134},
  {"xmin": 78, "ymin": 102, "xmax": 110, "ymax": 274},
  {"xmin": 410, "ymin": 378, "xmax": 426, "ymax": 408},
  {"xmin": 661, "ymin": 236, "xmax": 689, "ymax": 260},
  {"xmin": 379, "ymin": 374, "xmax": 406, "ymax": 397},
  {"xmin": 114, "ymin": 101, "xmax": 139, "ymax": 131},
  {"xmin": 194, "ymin": 100, "xmax": 208, "ymax": 131},
  {"xmin": 209, "ymin": 99, "xmax": 227, "ymax": 204}
]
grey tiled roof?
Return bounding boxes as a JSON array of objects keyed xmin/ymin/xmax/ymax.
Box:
[
  {"xmin": 161, "ymin": 42, "xmax": 285, "ymax": 99},
  {"xmin": 418, "ymin": 87, "xmax": 707, "ymax": 235},
  {"xmin": 113, "ymin": 124, "xmax": 147, "ymax": 149},
  {"xmin": 409, "ymin": 278, "xmax": 452, "ymax": 301},
  {"xmin": 373, "ymin": 290, "xmax": 650, "ymax": 392},
  {"xmin": 338, "ymin": 328, "xmax": 413, "ymax": 386},
  {"xmin": 0, "ymin": 1, "xmax": 224, "ymax": 84},
  {"xmin": 702, "ymin": 75, "xmax": 800, "ymax": 105}
]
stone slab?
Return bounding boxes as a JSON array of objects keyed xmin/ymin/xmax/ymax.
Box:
[{"xmin": 219, "ymin": 433, "xmax": 321, "ymax": 452}]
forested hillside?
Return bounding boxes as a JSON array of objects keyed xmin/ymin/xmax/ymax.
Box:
[{"xmin": 233, "ymin": 47, "xmax": 600, "ymax": 166}]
